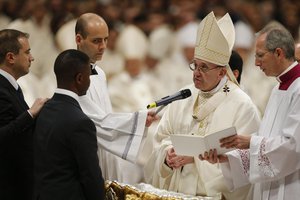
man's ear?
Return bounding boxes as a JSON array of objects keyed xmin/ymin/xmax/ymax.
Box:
[
  {"xmin": 219, "ymin": 67, "xmax": 227, "ymax": 77},
  {"xmin": 6, "ymin": 52, "xmax": 15, "ymax": 65},
  {"xmin": 75, "ymin": 72, "xmax": 83, "ymax": 85},
  {"xmin": 275, "ymin": 47, "xmax": 283, "ymax": 58},
  {"xmin": 232, "ymin": 69, "xmax": 240, "ymax": 80},
  {"xmin": 75, "ymin": 34, "xmax": 82, "ymax": 45}
]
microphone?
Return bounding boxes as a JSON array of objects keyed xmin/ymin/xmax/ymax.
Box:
[{"xmin": 147, "ymin": 89, "xmax": 192, "ymax": 109}]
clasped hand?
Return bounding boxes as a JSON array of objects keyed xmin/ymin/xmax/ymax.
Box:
[
  {"xmin": 165, "ymin": 147, "xmax": 194, "ymax": 169},
  {"xmin": 199, "ymin": 149, "xmax": 228, "ymax": 164}
]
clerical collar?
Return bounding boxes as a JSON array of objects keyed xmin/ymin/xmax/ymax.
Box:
[
  {"xmin": 198, "ymin": 76, "xmax": 228, "ymax": 98},
  {"xmin": 277, "ymin": 61, "xmax": 298, "ymax": 82},
  {"xmin": 0, "ymin": 68, "xmax": 18, "ymax": 90},
  {"xmin": 277, "ymin": 61, "xmax": 300, "ymax": 90},
  {"xmin": 55, "ymin": 88, "xmax": 79, "ymax": 102},
  {"xmin": 90, "ymin": 63, "xmax": 98, "ymax": 75}
]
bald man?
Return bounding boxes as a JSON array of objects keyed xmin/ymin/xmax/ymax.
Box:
[
  {"xmin": 34, "ymin": 49, "xmax": 105, "ymax": 200},
  {"xmin": 75, "ymin": 13, "xmax": 157, "ymax": 183}
]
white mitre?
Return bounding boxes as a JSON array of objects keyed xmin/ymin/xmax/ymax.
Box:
[
  {"xmin": 55, "ymin": 19, "xmax": 77, "ymax": 51},
  {"xmin": 194, "ymin": 11, "xmax": 238, "ymax": 85},
  {"xmin": 148, "ymin": 25, "xmax": 174, "ymax": 60},
  {"xmin": 116, "ymin": 25, "xmax": 149, "ymax": 59}
]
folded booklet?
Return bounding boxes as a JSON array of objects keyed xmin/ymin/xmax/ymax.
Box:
[{"xmin": 170, "ymin": 127, "xmax": 236, "ymax": 156}]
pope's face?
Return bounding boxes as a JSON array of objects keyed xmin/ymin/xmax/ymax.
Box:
[
  {"xmin": 76, "ymin": 21, "xmax": 109, "ymax": 63},
  {"xmin": 192, "ymin": 59, "xmax": 226, "ymax": 92}
]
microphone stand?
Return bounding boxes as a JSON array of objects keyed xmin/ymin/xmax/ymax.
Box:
[{"xmin": 155, "ymin": 105, "xmax": 166, "ymax": 115}]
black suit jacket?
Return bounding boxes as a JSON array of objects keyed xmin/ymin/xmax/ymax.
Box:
[
  {"xmin": 0, "ymin": 74, "xmax": 35, "ymax": 200},
  {"xmin": 33, "ymin": 93, "xmax": 105, "ymax": 200}
]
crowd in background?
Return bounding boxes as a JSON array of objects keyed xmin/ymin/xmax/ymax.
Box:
[{"xmin": 0, "ymin": 0, "xmax": 299, "ymax": 116}]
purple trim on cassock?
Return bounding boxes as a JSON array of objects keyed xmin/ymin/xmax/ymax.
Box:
[{"xmin": 279, "ymin": 64, "xmax": 300, "ymax": 90}]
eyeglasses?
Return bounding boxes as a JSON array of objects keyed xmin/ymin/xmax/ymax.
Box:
[
  {"xmin": 255, "ymin": 50, "xmax": 272, "ymax": 60},
  {"xmin": 189, "ymin": 62, "xmax": 221, "ymax": 73}
]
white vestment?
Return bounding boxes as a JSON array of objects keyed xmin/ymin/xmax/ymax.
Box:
[
  {"xmin": 0, "ymin": 14, "xmax": 11, "ymax": 30},
  {"xmin": 222, "ymin": 63, "xmax": 300, "ymax": 200},
  {"xmin": 97, "ymin": 48, "xmax": 124, "ymax": 82},
  {"xmin": 144, "ymin": 79, "xmax": 261, "ymax": 199},
  {"xmin": 109, "ymin": 72, "xmax": 154, "ymax": 112},
  {"xmin": 78, "ymin": 65, "xmax": 148, "ymax": 183}
]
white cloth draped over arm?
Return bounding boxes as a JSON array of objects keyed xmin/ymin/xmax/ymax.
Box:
[{"xmin": 78, "ymin": 95, "xmax": 148, "ymax": 163}]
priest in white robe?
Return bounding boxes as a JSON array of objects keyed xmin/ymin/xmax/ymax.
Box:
[
  {"xmin": 144, "ymin": 12, "xmax": 261, "ymax": 200},
  {"xmin": 74, "ymin": 13, "xmax": 157, "ymax": 183},
  {"xmin": 201, "ymin": 27, "xmax": 300, "ymax": 200}
]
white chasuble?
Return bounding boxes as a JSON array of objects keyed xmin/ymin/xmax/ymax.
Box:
[{"xmin": 144, "ymin": 78, "xmax": 260, "ymax": 199}]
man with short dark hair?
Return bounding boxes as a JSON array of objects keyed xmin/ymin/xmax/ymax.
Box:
[
  {"xmin": 33, "ymin": 49, "xmax": 105, "ymax": 200},
  {"xmin": 0, "ymin": 29, "xmax": 47, "ymax": 200}
]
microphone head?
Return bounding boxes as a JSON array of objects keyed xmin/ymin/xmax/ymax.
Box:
[
  {"xmin": 180, "ymin": 89, "xmax": 192, "ymax": 98},
  {"xmin": 146, "ymin": 89, "xmax": 192, "ymax": 109}
]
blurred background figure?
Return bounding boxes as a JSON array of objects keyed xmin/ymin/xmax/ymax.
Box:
[
  {"xmin": 111, "ymin": 13, "xmax": 151, "ymax": 112},
  {"xmin": 295, "ymin": 42, "xmax": 300, "ymax": 62},
  {"xmin": 144, "ymin": 10, "xmax": 176, "ymax": 99},
  {"xmin": 7, "ymin": 0, "xmax": 58, "ymax": 106},
  {"xmin": 226, "ymin": 0, "xmax": 256, "ymax": 62},
  {"xmin": 108, "ymin": 13, "xmax": 154, "ymax": 184},
  {"xmin": 229, "ymin": 50, "xmax": 244, "ymax": 84},
  {"xmin": 0, "ymin": 0, "xmax": 11, "ymax": 29},
  {"xmin": 55, "ymin": 0, "xmax": 97, "ymax": 51}
]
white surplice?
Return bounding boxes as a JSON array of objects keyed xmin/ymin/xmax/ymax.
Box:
[
  {"xmin": 144, "ymin": 78, "xmax": 261, "ymax": 199},
  {"xmin": 78, "ymin": 65, "xmax": 148, "ymax": 183},
  {"xmin": 222, "ymin": 62, "xmax": 300, "ymax": 200}
]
